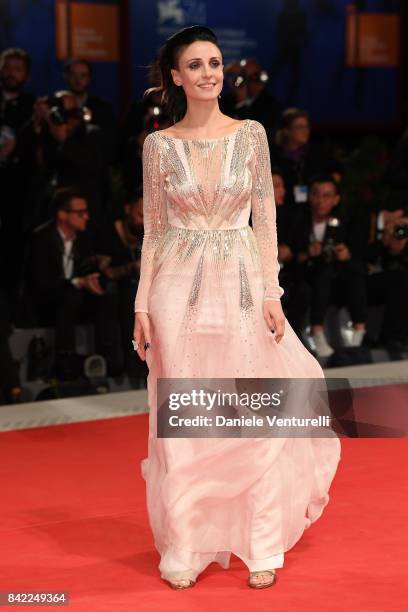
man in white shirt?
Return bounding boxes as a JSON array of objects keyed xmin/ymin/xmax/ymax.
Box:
[
  {"xmin": 26, "ymin": 186, "xmax": 122, "ymax": 378},
  {"xmin": 291, "ymin": 175, "xmax": 368, "ymax": 358}
]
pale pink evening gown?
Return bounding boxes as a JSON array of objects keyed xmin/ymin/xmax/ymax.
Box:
[{"xmin": 134, "ymin": 118, "xmax": 341, "ymax": 582}]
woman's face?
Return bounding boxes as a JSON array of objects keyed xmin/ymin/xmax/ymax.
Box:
[
  {"xmin": 287, "ymin": 116, "xmax": 310, "ymax": 147},
  {"xmin": 272, "ymin": 174, "xmax": 286, "ymax": 206},
  {"xmin": 171, "ymin": 41, "xmax": 224, "ymax": 102}
]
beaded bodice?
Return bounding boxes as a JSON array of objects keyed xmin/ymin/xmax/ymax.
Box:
[{"xmin": 134, "ymin": 118, "xmax": 283, "ymax": 313}]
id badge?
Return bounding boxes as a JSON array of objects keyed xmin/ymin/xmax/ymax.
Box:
[{"xmin": 294, "ymin": 184, "xmax": 308, "ymax": 203}]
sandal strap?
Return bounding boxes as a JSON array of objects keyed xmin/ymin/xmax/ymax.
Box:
[{"xmin": 250, "ymin": 569, "xmax": 276, "ymax": 577}]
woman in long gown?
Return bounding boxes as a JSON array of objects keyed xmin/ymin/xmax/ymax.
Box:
[{"xmin": 133, "ymin": 25, "xmax": 341, "ymax": 589}]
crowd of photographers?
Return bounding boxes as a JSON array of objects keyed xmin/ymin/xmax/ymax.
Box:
[{"xmin": 0, "ymin": 47, "xmax": 408, "ymax": 404}]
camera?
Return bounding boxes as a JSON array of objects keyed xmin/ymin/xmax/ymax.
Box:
[
  {"xmin": 45, "ymin": 94, "xmax": 92, "ymax": 126},
  {"xmin": 230, "ymin": 61, "xmax": 269, "ymax": 89},
  {"xmin": 322, "ymin": 217, "xmax": 341, "ymax": 262},
  {"xmin": 393, "ymin": 223, "xmax": 408, "ymax": 241}
]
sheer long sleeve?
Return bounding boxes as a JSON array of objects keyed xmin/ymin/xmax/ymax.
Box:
[
  {"xmin": 134, "ymin": 132, "xmax": 168, "ymax": 313},
  {"xmin": 249, "ymin": 120, "xmax": 284, "ymax": 301}
]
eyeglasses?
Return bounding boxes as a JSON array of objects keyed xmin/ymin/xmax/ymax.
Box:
[{"xmin": 64, "ymin": 208, "xmax": 89, "ymax": 217}]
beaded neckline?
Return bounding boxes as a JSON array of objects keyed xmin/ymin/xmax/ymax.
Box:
[{"xmin": 159, "ymin": 119, "xmax": 248, "ymax": 143}]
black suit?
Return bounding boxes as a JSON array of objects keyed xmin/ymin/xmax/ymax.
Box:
[
  {"xmin": 25, "ymin": 220, "xmax": 121, "ymax": 363},
  {"xmin": 0, "ymin": 88, "xmax": 35, "ymax": 136},
  {"xmin": 26, "ymin": 220, "xmax": 92, "ymax": 297},
  {"xmin": 270, "ymin": 141, "xmax": 339, "ymax": 207},
  {"xmin": 233, "ymin": 87, "xmax": 282, "ymax": 150},
  {"xmin": 0, "ymin": 88, "xmax": 35, "ymax": 293},
  {"xmin": 365, "ymin": 240, "xmax": 408, "ymax": 347},
  {"xmin": 82, "ymin": 93, "xmax": 117, "ymax": 163},
  {"xmin": 289, "ymin": 206, "xmax": 369, "ymax": 328},
  {"xmin": 0, "ymin": 288, "xmax": 20, "ymax": 398}
]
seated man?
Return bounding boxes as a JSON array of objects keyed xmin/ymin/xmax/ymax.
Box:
[
  {"xmin": 97, "ymin": 188, "xmax": 148, "ymax": 386},
  {"xmin": 25, "ymin": 186, "xmax": 122, "ymax": 378},
  {"xmin": 290, "ymin": 175, "xmax": 369, "ymax": 357},
  {"xmin": 271, "ymin": 167, "xmax": 312, "ymax": 338}
]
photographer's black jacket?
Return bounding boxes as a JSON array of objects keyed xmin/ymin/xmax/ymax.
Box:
[
  {"xmin": 18, "ymin": 120, "xmax": 111, "ymax": 231},
  {"xmin": 0, "ymin": 88, "xmax": 35, "ymax": 137},
  {"xmin": 365, "ymin": 239, "xmax": 408, "ymax": 270},
  {"xmin": 289, "ymin": 205, "xmax": 371, "ymax": 262}
]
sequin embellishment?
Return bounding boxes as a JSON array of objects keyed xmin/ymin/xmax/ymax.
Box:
[
  {"xmin": 239, "ymin": 256, "xmax": 254, "ymax": 315},
  {"xmin": 134, "ymin": 119, "xmax": 285, "ymax": 313}
]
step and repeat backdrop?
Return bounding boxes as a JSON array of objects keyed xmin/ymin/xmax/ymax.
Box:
[
  {"xmin": 0, "ymin": 0, "xmax": 120, "ymax": 110},
  {"xmin": 0, "ymin": 0, "xmax": 402, "ymax": 122}
]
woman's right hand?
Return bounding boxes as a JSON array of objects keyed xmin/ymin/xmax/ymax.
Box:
[{"xmin": 133, "ymin": 312, "xmax": 151, "ymax": 361}]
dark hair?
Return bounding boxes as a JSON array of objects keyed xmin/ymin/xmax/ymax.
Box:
[
  {"xmin": 144, "ymin": 25, "xmax": 221, "ymax": 124},
  {"xmin": 126, "ymin": 186, "xmax": 144, "ymax": 205},
  {"xmin": 276, "ymin": 107, "xmax": 310, "ymax": 147},
  {"xmin": 309, "ymin": 174, "xmax": 339, "ymax": 194},
  {"xmin": 271, "ymin": 166, "xmax": 285, "ymax": 179},
  {"xmin": 63, "ymin": 58, "xmax": 92, "ymax": 77},
  {"xmin": 53, "ymin": 187, "xmax": 87, "ymax": 214},
  {"xmin": 0, "ymin": 47, "xmax": 31, "ymax": 73}
]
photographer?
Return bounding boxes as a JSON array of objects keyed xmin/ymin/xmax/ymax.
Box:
[
  {"xmin": 0, "ymin": 47, "xmax": 34, "ymax": 168},
  {"xmin": 224, "ymin": 58, "xmax": 281, "ymax": 147},
  {"xmin": 99, "ymin": 189, "xmax": 147, "ymax": 385},
  {"xmin": 365, "ymin": 211, "xmax": 408, "ymax": 355},
  {"xmin": 63, "ymin": 59, "xmax": 115, "ymax": 132},
  {"xmin": 63, "ymin": 58, "xmax": 117, "ymax": 161},
  {"xmin": 120, "ymin": 60, "xmax": 168, "ymax": 161},
  {"xmin": 0, "ymin": 48, "xmax": 35, "ymax": 295},
  {"xmin": 19, "ymin": 90, "xmax": 112, "ymax": 234},
  {"xmin": 271, "ymin": 108, "xmax": 338, "ymax": 206},
  {"xmin": 269, "ymin": 168, "xmax": 313, "ymax": 337},
  {"xmin": 291, "ymin": 175, "xmax": 368, "ymax": 357},
  {"xmin": 121, "ymin": 112, "xmax": 171, "ymax": 199},
  {"xmin": 25, "ymin": 187, "xmax": 122, "ymax": 379}
]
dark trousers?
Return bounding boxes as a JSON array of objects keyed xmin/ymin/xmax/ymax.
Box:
[
  {"xmin": 281, "ymin": 268, "xmax": 313, "ymax": 335},
  {"xmin": 0, "ymin": 290, "xmax": 20, "ymax": 393},
  {"xmin": 118, "ymin": 279, "xmax": 148, "ymax": 378},
  {"xmin": 33, "ymin": 282, "xmax": 122, "ymax": 364},
  {"xmin": 366, "ymin": 268, "xmax": 408, "ymax": 342},
  {"xmin": 0, "ymin": 168, "xmax": 26, "ymax": 297},
  {"xmin": 291, "ymin": 258, "xmax": 368, "ymax": 327}
]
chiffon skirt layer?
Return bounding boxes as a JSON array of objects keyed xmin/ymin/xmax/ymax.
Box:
[{"xmin": 141, "ymin": 233, "xmax": 341, "ymax": 582}]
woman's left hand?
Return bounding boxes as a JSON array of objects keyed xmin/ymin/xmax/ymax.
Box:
[{"xmin": 263, "ymin": 300, "xmax": 285, "ymax": 343}]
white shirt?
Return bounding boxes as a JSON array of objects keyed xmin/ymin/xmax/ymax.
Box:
[
  {"xmin": 311, "ymin": 220, "xmax": 327, "ymax": 242},
  {"xmin": 57, "ymin": 227, "xmax": 75, "ymax": 279}
]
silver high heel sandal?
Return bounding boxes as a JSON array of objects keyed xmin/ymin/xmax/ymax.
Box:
[
  {"xmin": 166, "ymin": 577, "xmax": 196, "ymax": 590},
  {"xmin": 247, "ymin": 569, "xmax": 277, "ymax": 589}
]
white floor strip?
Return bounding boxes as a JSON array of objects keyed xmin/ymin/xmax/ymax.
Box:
[
  {"xmin": 0, "ymin": 390, "xmax": 148, "ymax": 432},
  {"xmin": 0, "ymin": 361, "xmax": 407, "ymax": 432}
]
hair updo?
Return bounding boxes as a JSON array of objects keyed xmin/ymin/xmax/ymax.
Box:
[{"xmin": 144, "ymin": 25, "xmax": 221, "ymax": 124}]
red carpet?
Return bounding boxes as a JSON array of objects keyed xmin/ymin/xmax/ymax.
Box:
[{"xmin": 1, "ymin": 415, "xmax": 407, "ymax": 611}]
